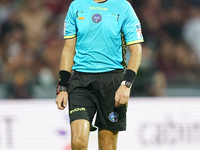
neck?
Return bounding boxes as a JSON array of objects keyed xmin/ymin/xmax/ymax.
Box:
[{"xmin": 93, "ymin": 0, "xmax": 107, "ymax": 3}]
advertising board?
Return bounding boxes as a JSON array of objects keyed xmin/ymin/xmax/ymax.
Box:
[{"xmin": 0, "ymin": 98, "xmax": 200, "ymax": 150}]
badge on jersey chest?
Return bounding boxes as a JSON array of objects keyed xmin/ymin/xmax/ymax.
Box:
[{"xmin": 92, "ymin": 14, "xmax": 102, "ymax": 23}]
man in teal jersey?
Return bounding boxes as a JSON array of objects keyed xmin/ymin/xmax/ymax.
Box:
[{"xmin": 55, "ymin": 0, "xmax": 144, "ymax": 149}]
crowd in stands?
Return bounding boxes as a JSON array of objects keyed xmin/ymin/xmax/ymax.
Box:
[{"xmin": 0, "ymin": 0, "xmax": 199, "ymax": 98}]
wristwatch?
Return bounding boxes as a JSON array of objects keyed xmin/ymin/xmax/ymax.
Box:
[
  {"xmin": 121, "ymin": 81, "xmax": 132, "ymax": 88},
  {"xmin": 56, "ymin": 85, "xmax": 68, "ymax": 95}
]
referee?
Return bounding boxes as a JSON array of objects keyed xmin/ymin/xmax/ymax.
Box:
[{"xmin": 55, "ymin": 0, "xmax": 144, "ymax": 149}]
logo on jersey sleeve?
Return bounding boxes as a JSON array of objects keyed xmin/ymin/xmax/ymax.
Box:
[
  {"xmin": 92, "ymin": 14, "xmax": 102, "ymax": 23},
  {"xmin": 136, "ymin": 23, "xmax": 143, "ymax": 39},
  {"xmin": 109, "ymin": 112, "xmax": 119, "ymax": 122},
  {"xmin": 63, "ymin": 20, "xmax": 67, "ymax": 35}
]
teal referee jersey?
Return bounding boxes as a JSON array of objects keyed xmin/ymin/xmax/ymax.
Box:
[{"xmin": 64, "ymin": 0, "xmax": 144, "ymax": 73}]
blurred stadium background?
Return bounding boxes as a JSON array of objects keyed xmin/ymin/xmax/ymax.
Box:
[
  {"xmin": 0, "ymin": 0, "xmax": 200, "ymax": 98},
  {"xmin": 0, "ymin": 0, "xmax": 200, "ymax": 150}
]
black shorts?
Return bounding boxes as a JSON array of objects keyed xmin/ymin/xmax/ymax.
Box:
[{"xmin": 68, "ymin": 69, "xmax": 127, "ymax": 131}]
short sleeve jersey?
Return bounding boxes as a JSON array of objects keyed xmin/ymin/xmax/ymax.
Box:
[{"xmin": 64, "ymin": 0, "xmax": 144, "ymax": 73}]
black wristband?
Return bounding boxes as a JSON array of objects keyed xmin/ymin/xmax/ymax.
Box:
[
  {"xmin": 123, "ymin": 69, "xmax": 137, "ymax": 83},
  {"xmin": 58, "ymin": 70, "xmax": 71, "ymax": 87}
]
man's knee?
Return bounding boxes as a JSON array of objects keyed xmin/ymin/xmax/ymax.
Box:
[
  {"xmin": 71, "ymin": 120, "xmax": 90, "ymax": 150},
  {"xmin": 71, "ymin": 137, "xmax": 88, "ymax": 149},
  {"xmin": 98, "ymin": 129, "xmax": 118, "ymax": 150}
]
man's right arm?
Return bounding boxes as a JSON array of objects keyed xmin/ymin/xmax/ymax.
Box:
[
  {"xmin": 60, "ymin": 37, "xmax": 77, "ymax": 72},
  {"xmin": 55, "ymin": 37, "xmax": 76, "ymax": 110}
]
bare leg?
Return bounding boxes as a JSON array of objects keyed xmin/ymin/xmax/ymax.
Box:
[
  {"xmin": 71, "ymin": 119, "xmax": 90, "ymax": 150},
  {"xmin": 98, "ymin": 129, "xmax": 118, "ymax": 150}
]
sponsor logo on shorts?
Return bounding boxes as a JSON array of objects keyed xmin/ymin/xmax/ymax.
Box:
[
  {"xmin": 109, "ymin": 112, "xmax": 119, "ymax": 122},
  {"xmin": 70, "ymin": 108, "xmax": 86, "ymax": 114},
  {"xmin": 92, "ymin": 14, "xmax": 102, "ymax": 23}
]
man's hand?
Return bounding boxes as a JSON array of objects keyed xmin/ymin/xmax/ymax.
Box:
[
  {"xmin": 55, "ymin": 91, "xmax": 68, "ymax": 110},
  {"xmin": 115, "ymin": 85, "xmax": 131, "ymax": 107}
]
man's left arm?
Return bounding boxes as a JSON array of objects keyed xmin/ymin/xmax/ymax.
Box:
[{"xmin": 115, "ymin": 43, "xmax": 142, "ymax": 107}]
